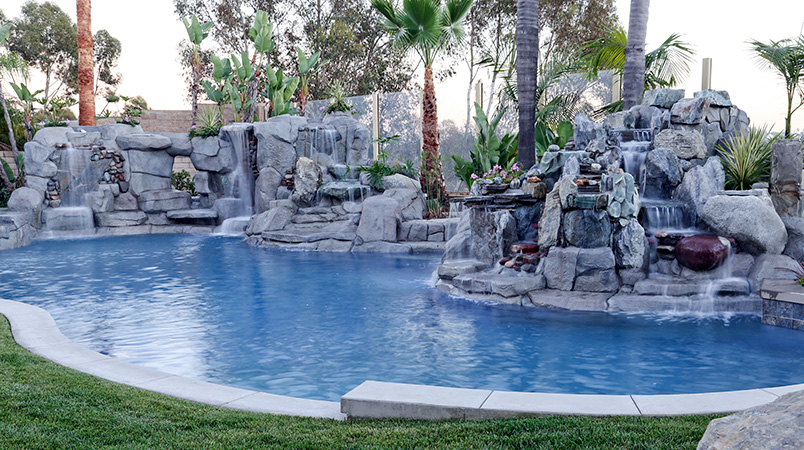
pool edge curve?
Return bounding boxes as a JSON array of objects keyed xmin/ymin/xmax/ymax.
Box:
[{"xmin": 2, "ymin": 297, "xmax": 802, "ymax": 420}]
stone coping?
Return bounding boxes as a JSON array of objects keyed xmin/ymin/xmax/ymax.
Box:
[
  {"xmin": 761, "ymin": 279, "xmax": 804, "ymax": 305},
  {"xmin": 2, "ymin": 297, "xmax": 802, "ymax": 420}
]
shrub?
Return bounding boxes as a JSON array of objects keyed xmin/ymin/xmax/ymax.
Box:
[
  {"xmin": 189, "ymin": 107, "xmax": 222, "ymax": 139},
  {"xmin": 716, "ymin": 126, "xmax": 781, "ymax": 190},
  {"xmin": 172, "ymin": 170, "xmax": 196, "ymax": 195},
  {"xmin": 358, "ymin": 151, "xmax": 416, "ymax": 190},
  {"xmin": 451, "ymin": 103, "xmax": 519, "ymax": 189}
]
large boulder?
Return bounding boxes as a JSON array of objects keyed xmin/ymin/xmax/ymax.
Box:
[
  {"xmin": 573, "ymin": 113, "xmax": 605, "ymax": 151},
  {"xmin": 32, "ymin": 127, "xmax": 70, "ymax": 147},
  {"xmin": 382, "ymin": 173, "xmax": 421, "ymax": 191},
  {"xmin": 747, "ymin": 254, "xmax": 800, "ymax": 293},
  {"xmin": 783, "ymin": 217, "xmax": 804, "ymax": 261},
  {"xmin": 383, "ymin": 188, "xmax": 424, "ymax": 221},
  {"xmin": 674, "ymin": 234, "xmax": 731, "ymax": 271},
  {"xmin": 156, "ymin": 132, "xmax": 194, "ymax": 156},
  {"xmin": 574, "ymin": 247, "xmax": 619, "ymax": 292},
  {"xmin": 254, "ymin": 167, "xmax": 282, "ymax": 213},
  {"xmin": 701, "ymin": 195, "xmax": 787, "ymax": 255},
  {"xmin": 770, "ymin": 139, "xmax": 803, "ymax": 217},
  {"xmin": 538, "ymin": 186, "xmax": 561, "ymax": 252},
  {"xmin": 127, "ymin": 150, "xmax": 174, "ymax": 178},
  {"xmin": 613, "ymin": 219, "xmax": 648, "ymax": 270},
  {"xmin": 670, "ymin": 97, "xmax": 710, "ymax": 125},
  {"xmin": 7, "ymin": 187, "xmax": 44, "ymax": 226},
  {"xmin": 190, "ymin": 140, "xmax": 236, "ymax": 173},
  {"xmin": 697, "ymin": 389, "xmax": 804, "ymax": 450},
  {"xmin": 674, "ymin": 157, "xmax": 724, "ymax": 225},
  {"xmin": 94, "ymin": 210, "xmax": 147, "ymax": 227},
  {"xmin": 470, "ymin": 207, "xmax": 517, "ymax": 266},
  {"xmin": 543, "ymin": 246, "xmax": 579, "ymax": 291},
  {"xmin": 356, "ymin": 196, "xmax": 400, "ymax": 243},
  {"xmin": 254, "ymin": 115, "xmax": 307, "ymax": 173},
  {"xmin": 563, "ymin": 209, "xmax": 611, "ymax": 248},
  {"xmin": 652, "ymin": 129, "xmax": 707, "ymax": 160},
  {"xmin": 7, "ymin": 187, "xmax": 44, "ymax": 212},
  {"xmin": 291, "ymin": 156, "xmax": 322, "ymax": 207},
  {"xmin": 694, "ymin": 89, "xmax": 732, "ymax": 107},
  {"xmin": 116, "ymin": 133, "xmax": 171, "ymax": 150},
  {"xmin": 643, "ymin": 147, "xmax": 682, "ymax": 199},
  {"xmin": 245, "ymin": 202, "xmax": 297, "ymax": 234},
  {"xmin": 137, "ymin": 189, "xmax": 192, "ymax": 213},
  {"xmin": 128, "ymin": 173, "xmax": 171, "ymax": 196}
]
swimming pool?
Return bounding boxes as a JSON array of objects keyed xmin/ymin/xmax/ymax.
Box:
[{"xmin": 2, "ymin": 234, "xmax": 803, "ymax": 402}]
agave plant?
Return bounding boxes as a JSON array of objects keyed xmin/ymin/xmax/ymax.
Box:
[{"xmin": 716, "ymin": 126, "xmax": 781, "ymax": 190}]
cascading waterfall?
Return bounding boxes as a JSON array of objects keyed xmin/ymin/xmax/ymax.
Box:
[
  {"xmin": 616, "ymin": 129, "xmax": 652, "ymax": 194},
  {"xmin": 640, "ymin": 200, "xmax": 692, "ymax": 233},
  {"xmin": 43, "ymin": 145, "xmax": 95, "ymax": 232}
]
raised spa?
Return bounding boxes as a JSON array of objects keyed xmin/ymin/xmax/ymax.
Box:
[{"xmin": 2, "ymin": 234, "xmax": 803, "ymax": 402}]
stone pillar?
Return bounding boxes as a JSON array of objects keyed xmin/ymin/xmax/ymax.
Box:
[{"xmin": 770, "ymin": 139, "xmax": 803, "ymax": 217}]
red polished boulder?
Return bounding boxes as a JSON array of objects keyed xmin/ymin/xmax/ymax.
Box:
[{"xmin": 674, "ymin": 234, "xmax": 731, "ymax": 271}]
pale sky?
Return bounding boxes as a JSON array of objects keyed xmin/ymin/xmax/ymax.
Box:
[{"xmin": 2, "ymin": 0, "xmax": 803, "ymax": 133}]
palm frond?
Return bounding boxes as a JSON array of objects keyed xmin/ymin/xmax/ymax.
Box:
[{"xmin": 645, "ymin": 33, "xmax": 695, "ymax": 89}]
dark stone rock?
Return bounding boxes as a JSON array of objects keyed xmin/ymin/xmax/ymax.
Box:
[
  {"xmin": 642, "ymin": 88, "xmax": 685, "ymax": 108},
  {"xmin": 563, "ymin": 209, "xmax": 611, "ymax": 248},
  {"xmin": 694, "ymin": 89, "xmax": 732, "ymax": 107},
  {"xmin": 674, "ymin": 234, "xmax": 731, "ymax": 271},
  {"xmin": 770, "ymin": 139, "xmax": 803, "ymax": 217},
  {"xmin": 643, "ymin": 147, "xmax": 682, "ymax": 199},
  {"xmin": 670, "ymin": 98, "xmax": 711, "ymax": 125}
]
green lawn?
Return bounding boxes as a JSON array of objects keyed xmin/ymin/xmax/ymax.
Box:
[{"xmin": 0, "ymin": 316, "xmax": 716, "ymax": 449}]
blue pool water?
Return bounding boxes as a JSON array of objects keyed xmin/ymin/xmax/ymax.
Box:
[{"xmin": 2, "ymin": 234, "xmax": 804, "ymax": 401}]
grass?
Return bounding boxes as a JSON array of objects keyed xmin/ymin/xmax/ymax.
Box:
[{"xmin": 0, "ymin": 316, "xmax": 717, "ymax": 449}]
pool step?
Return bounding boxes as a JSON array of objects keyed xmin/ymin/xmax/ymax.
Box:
[{"xmin": 340, "ymin": 381, "xmax": 641, "ymax": 419}]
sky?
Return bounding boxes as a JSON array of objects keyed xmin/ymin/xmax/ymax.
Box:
[{"xmin": 1, "ymin": 0, "xmax": 803, "ymax": 133}]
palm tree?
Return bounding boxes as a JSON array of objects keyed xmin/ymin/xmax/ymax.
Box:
[
  {"xmin": 0, "ymin": 21, "xmax": 22, "ymax": 184},
  {"xmin": 583, "ymin": 26, "xmax": 695, "ymax": 115},
  {"xmin": 749, "ymin": 37, "xmax": 804, "ymax": 138},
  {"xmin": 622, "ymin": 0, "xmax": 649, "ymax": 110},
  {"xmin": 516, "ymin": 0, "xmax": 539, "ymax": 170},
  {"xmin": 77, "ymin": 0, "xmax": 95, "ymax": 126},
  {"xmin": 372, "ymin": 0, "xmax": 472, "ymax": 216}
]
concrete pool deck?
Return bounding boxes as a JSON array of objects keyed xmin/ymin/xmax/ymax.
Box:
[{"xmin": 1, "ymin": 298, "xmax": 802, "ymax": 420}]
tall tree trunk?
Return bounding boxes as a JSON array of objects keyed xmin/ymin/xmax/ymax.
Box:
[
  {"xmin": 191, "ymin": 50, "xmax": 200, "ymax": 126},
  {"xmin": 77, "ymin": 0, "xmax": 96, "ymax": 126},
  {"xmin": 622, "ymin": 0, "xmax": 650, "ymax": 110},
  {"xmin": 516, "ymin": 0, "xmax": 539, "ymax": 170},
  {"xmin": 420, "ymin": 65, "xmax": 448, "ymax": 216},
  {"xmin": 0, "ymin": 84, "xmax": 21, "ymax": 176}
]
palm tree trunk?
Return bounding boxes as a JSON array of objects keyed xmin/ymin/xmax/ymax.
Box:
[
  {"xmin": 77, "ymin": 0, "xmax": 96, "ymax": 126},
  {"xmin": 0, "ymin": 84, "xmax": 20, "ymax": 176},
  {"xmin": 516, "ymin": 0, "xmax": 539, "ymax": 170},
  {"xmin": 622, "ymin": 0, "xmax": 650, "ymax": 110},
  {"xmin": 191, "ymin": 50, "xmax": 200, "ymax": 126},
  {"xmin": 420, "ymin": 65, "xmax": 448, "ymax": 216}
]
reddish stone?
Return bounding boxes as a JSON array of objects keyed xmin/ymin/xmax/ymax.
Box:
[
  {"xmin": 520, "ymin": 244, "xmax": 539, "ymax": 253},
  {"xmin": 675, "ymin": 234, "xmax": 731, "ymax": 271},
  {"xmin": 499, "ymin": 257, "xmax": 512, "ymax": 265}
]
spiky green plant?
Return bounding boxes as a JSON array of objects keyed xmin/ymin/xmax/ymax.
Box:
[{"xmin": 716, "ymin": 126, "xmax": 781, "ymax": 190}]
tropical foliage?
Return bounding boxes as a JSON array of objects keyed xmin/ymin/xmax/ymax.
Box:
[
  {"xmin": 749, "ymin": 36, "xmax": 804, "ymax": 138},
  {"xmin": 716, "ymin": 126, "xmax": 781, "ymax": 190},
  {"xmin": 358, "ymin": 151, "xmax": 417, "ymax": 190},
  {"xmin": 323, "ymin": 82, "xmax": 355, "ymax": 114},
  {"xmin": 182, "ymin": 14, "xmax": 213, "ymax": 125},
  {"xmin": 452, "ymin": 103, "xmax": 518, "ymax": 188},
  {"xmin": 583, "ymin": 26, "xmax": 695, "ymax": 114},
  {"xmin": 372, "ymin": 0, "xmax": 473, "ymax": 217}
]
